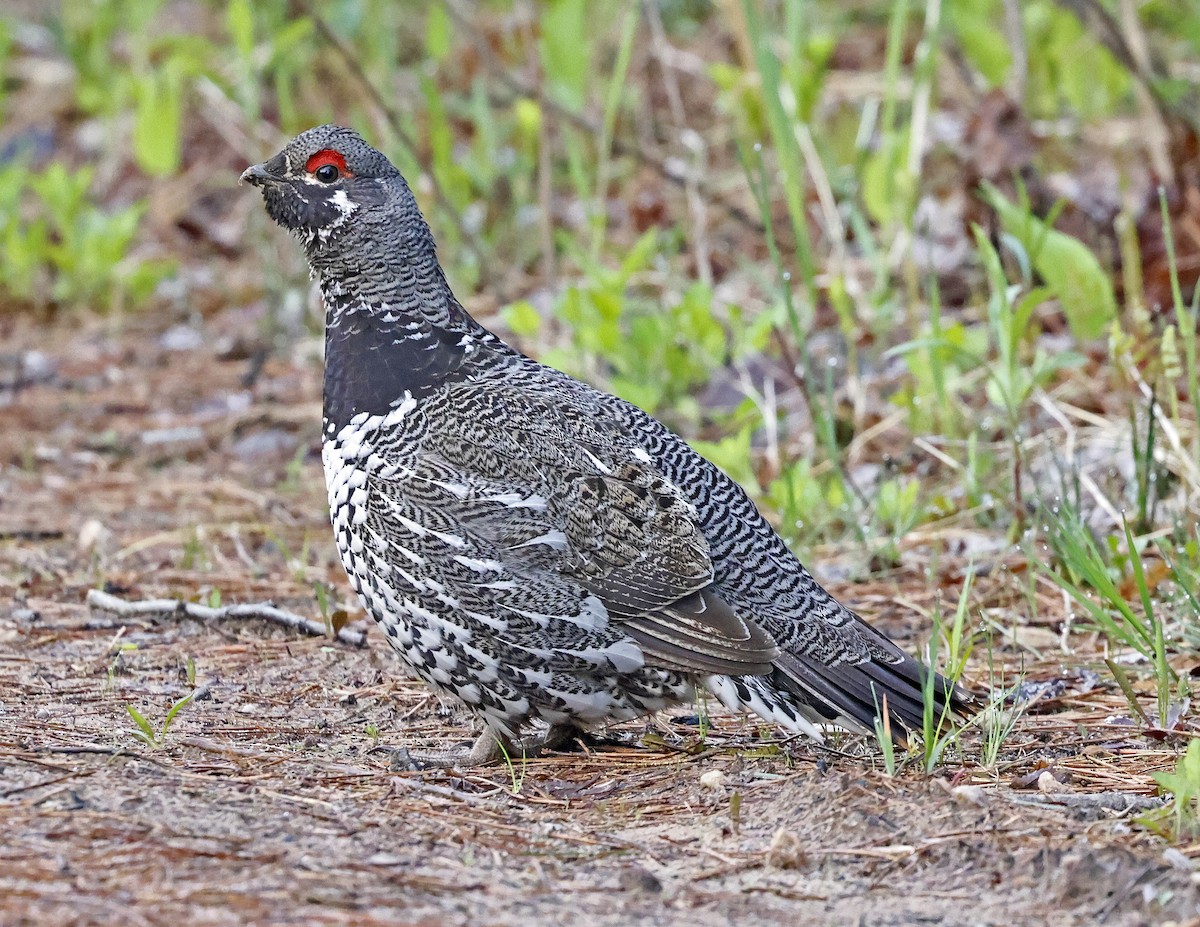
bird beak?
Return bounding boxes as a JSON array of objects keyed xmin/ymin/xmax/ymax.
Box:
[{"xmin": 240, "ymin": 163, "xmax": 274, "ymax": 187}]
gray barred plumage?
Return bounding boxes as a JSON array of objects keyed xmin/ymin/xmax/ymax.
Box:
[{"xmin": 243, "ymin": 125, "xmax": 970, "ymax": 765}]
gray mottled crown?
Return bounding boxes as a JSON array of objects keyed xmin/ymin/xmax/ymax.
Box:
[{"xmin": 277, "ymin": 124, "xmax": 400, "ymax": 178}]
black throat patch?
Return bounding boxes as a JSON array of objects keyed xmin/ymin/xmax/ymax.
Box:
[{"xmin": 322, "ymin": 306, "xmax": 474, "ymax": 430}]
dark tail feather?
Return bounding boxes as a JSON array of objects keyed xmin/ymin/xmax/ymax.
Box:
[{"xmin": 773, "ymin": 649, "xmax": 972, "ymax": 747}]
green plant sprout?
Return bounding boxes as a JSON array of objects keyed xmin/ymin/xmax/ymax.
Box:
[{"xmin": 127, "ymin": 692, "xmax": 195, "ymax": 749}]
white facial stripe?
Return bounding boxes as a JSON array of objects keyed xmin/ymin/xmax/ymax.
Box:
[
  {"xmin": 311, "ymin": 189, "xmax": 360, "ymax": 245},
  {"xmin": 330, "ymin": 190, "xmax": 357, "ymax": 217}
]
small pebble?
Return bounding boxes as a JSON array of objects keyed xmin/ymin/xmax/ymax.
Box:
[
  {"xmin": 951, "ymin": 784, "xmax": 986, "ymax": 806},
  {"xmin": 159, "ymin": 325, "xmax": 205, "ymax": 353},
  {"xmin": 1037, "ymin": 770, "xmax": 1070, "ymax": 794},
  {"xmin": 617, "ymin": 865, "xmax": 662, "ymax": 894},
  {"xmin": 77, "ymin": 518, "xmax": 111, "ymax": 554},
  {"xmin": 1163, "ymin": 847, "xmax": 1194, "ymax": 871},
  {"xmin": 765, "ymin": 828, "xmax": 807, "ymax": 870}
]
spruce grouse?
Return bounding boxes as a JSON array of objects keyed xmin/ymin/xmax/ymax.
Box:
[{"xmin": 242, "ymin": 125, "xmax": 969, "ymax": 766}]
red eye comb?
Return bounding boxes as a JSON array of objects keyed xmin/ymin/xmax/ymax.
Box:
[{"xmin": 306, "ymin": 149, "xmax": 351, "ymax": 175}]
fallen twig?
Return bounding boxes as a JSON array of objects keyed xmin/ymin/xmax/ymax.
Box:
[
  {"xmin": 32, "ymin": 744, "xmax": 135, "ymax": 757},
  {"xmin": 85, "ymin": 589, "xmax": 367, "ymax": 647},
  {"xmin": 1004, "ymin": 790, "xmax": 1166, "ymax": 815}
]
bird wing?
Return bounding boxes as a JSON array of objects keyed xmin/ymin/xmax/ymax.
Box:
[
  {"xmin": 587, "ymin": 385, "xmax": 975, "ymax": 736},
  {"xmin": 549, "ymin": 462, "xmax": 779, "ymax": 676},
  {"xmin": 411, "ymin": 380, "xmax": 780, "ymax": 677}
]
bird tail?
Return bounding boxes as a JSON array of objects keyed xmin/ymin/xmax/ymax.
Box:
[
  {"xmin": 771, "ymin": 647, "xmax": 970, "ymax": 748},
  {"xmin": 706, "ymin": 632, "xmax": 972, "ymax": 748}
]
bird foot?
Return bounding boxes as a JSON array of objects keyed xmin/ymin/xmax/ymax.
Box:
[
  {"xmin": 535, "ymin": 721, "xmax": 589, "ymax": 753},
  {"xmin": 387, "ymin": 730, "xmax": 507, "ymax": 770},
  {"xmin": 386, "ymin": 723, "xmax": 588, "ymax": 770}
]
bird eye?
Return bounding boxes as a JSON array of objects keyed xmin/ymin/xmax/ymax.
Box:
[{"xmin": 315, "ymin": 164, "xmax": 340, "ymax": 183}]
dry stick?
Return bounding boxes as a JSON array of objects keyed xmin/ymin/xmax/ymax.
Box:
[
  {"xmin": 1117, "ymin": 0, "xmax": 1175, "ymax": 185},
  {"xmin": 1001, "ymin": 0, "xmax": 1027, "ymax": 105},
  {"xmin": 1, "ymin": 770, "xmax": 95, "ymax": 799},
  {"xmin": 85, "ymin": 589, "xmax": 367, "ymax": 648},
  {"xmin": 28, "ymin": 744, "xmax": 135, "ymax": 757},
  {"xmin": 390, "ymin": 774, "xmax": 507, "ymax": 808},
  {"xmin": 1057, "ymin": 0, "xmax": 1174, "ymax": 183},
  {"xmin": 1006, "ymin": 791, "xmax": 1165, "ymax": 814}
]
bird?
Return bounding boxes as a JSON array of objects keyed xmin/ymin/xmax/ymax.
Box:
[{"xmin": 241, "ymin": 125, "xmax": 970, "ymax": 767}]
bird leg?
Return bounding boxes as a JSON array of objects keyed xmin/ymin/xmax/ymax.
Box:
[
  {"xmin": 535, "ymin": 721, "xmax": 588, "ymax": 753},
  {"xmin": 388, "ymin": 722, "xmax": 588, "ymax": 770}
]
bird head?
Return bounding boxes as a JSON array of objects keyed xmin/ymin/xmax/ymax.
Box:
[{"xmin": 240, "ymin": 125, "xmax": 405, "ymax": 251}]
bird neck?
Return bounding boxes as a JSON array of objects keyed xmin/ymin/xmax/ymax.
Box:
[
  {"xmin": 317, "ymin": 259, "xmax": 499, "ymax": 430},
  {"xmin": 308, "ymin": 225, "xmax": 467, "ymax": 324}
]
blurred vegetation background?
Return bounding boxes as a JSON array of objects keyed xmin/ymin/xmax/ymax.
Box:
[{"xmin": 3, "ymin": 0, "xmax": 1200, "ymax": 717}]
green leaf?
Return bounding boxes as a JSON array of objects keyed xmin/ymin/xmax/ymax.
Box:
[
  {"xmin": 861, "ymin": 135, "xmax": 912, "ymax": 227},
  {"xmin": 265, "ymin": 18, "xmax": 314, "ymax": 69},
  {"xmin": 617, "ymin": 229, "xmax": 660, "ymax": 281},
  {"xmin": 226, "ymin": 0, "xmax": 255, "ymax": 60},
  {"xmin": 983, "ymin": 183, "xmax": 1116, "ymax": 341},
  {"xmin": 1105, "ymin": 658, "xmax": 1149, "ymax": 725},
  {"xmin": 502, "ymin": 300, "xmax": 542, "ymax": 338},
  {"xmin": 948, "ymin": 0, "xmax": 1012, "ymax": 87},
  {"xmin": 133, "ymin": 63, "xmax": 184, "ymax": 177},
  {"xmin": 126, "ymin": 704, "xmax": 156, "ymax": 743},
  {"xmin": 1154, "ymin": 738, "xmax": 1200, "ymax": 818},
  {"xmin": 162, "ymin": 692, "xmax": 195, "ymax": 735},
  {"xmin": 691, "ymin": 427, "xmax": 756, "ymax": 488},
  {"xmin": 425, "ymin": 4, "xmax": 451, "ymax": 61},
  {"xmin": 540, "ymin": 0, "xmax": 589, "ymax": 110}
]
